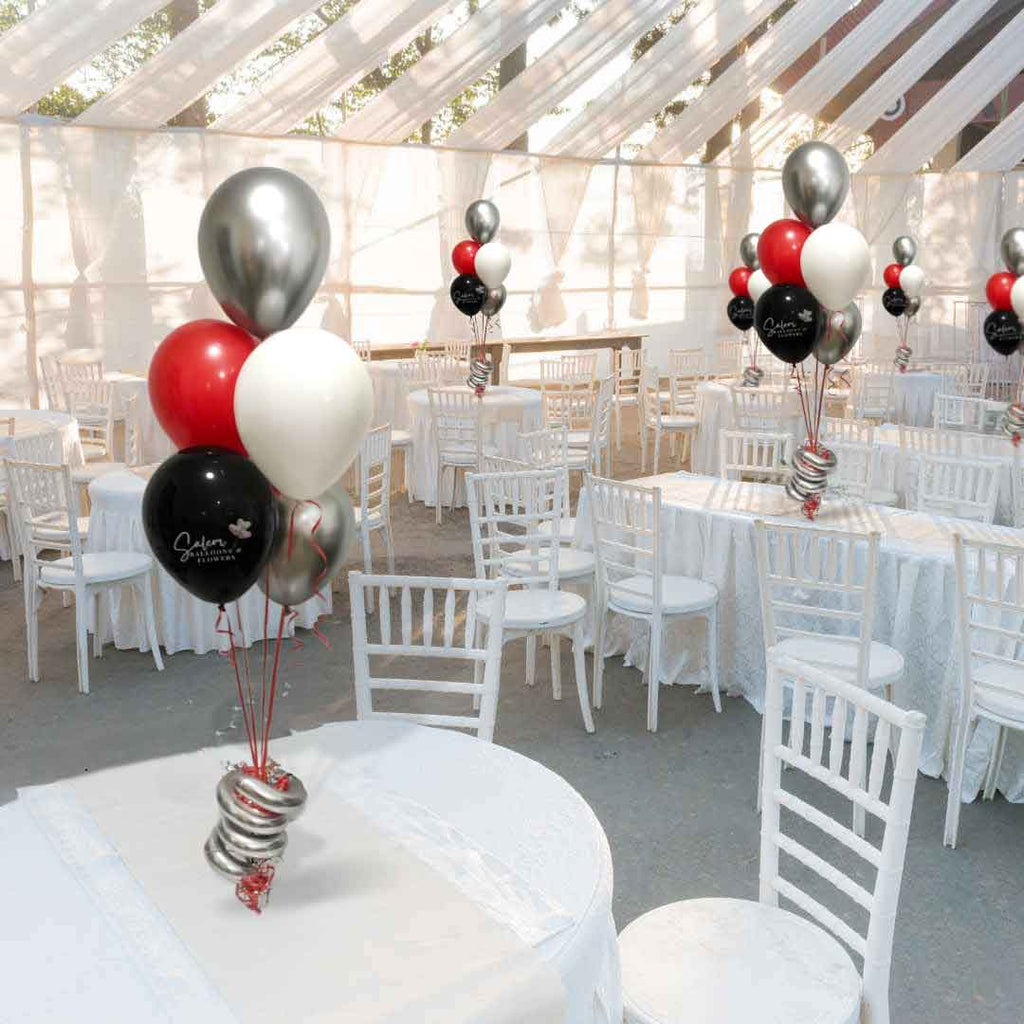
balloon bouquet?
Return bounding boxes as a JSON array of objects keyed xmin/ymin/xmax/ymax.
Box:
[
  {"xmin": 882, "ymin": 236, "xmax": 924, "ymax": 371},
  {"xmin": 986, "ymin": 228, "xmax": 1024, "ymax": 441},
  {"xmin": 144, "ymin": 167, "xmax": 373, "ymax": 912},
  {"xmin": 727, "ymin": 232, "xmax": 763, "ymax": 386},
  {"xmin": 753, "ymin": 141, "xmax": 871, "ymax": 518},
  {"xmin": 449, "ymin": 199, "xmax": 512, "ymax": 394}
]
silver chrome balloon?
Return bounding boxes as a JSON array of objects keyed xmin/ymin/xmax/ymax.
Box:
[
  {"xmin": 739, "ymin": 232, "xmax": 761, "ymax": 270},
  {"xmin": 198, "ymin": 167, "xmax": 330, "ymax": 339},
  {"xmin": 904, "ymin": 296, "xmax": 921, "ymax": 318},
  {"xmin": 481, "ymin": 284, "xmax": 506, "ymax": 317},
  {"xmin": 893, "ymin": 344, "xmax": 912, "ymax": 372},
  {"xmin": 782, "ymin": 142, "xmax": 850, "ymax": 228},
  {"xmin": 785, "ymin": 443, "xmax": 837, "ymax": 504},
  {"xmin": 467, "ymin": 355, "xmax": 493, "ymax": 393},
  {"xmin": 1002, "ymin": 228, "xmax": 1024, "ymax": 275},
  {"xmin": 742, "ymin": 365, "xmax": 764, "ymax": 387},
  {"xmin": 1002, "ymin": 402, "xmax": 1024, "ymax": 441},
  {"xmin": 813, "ymin": 303, "xmax": 861, "ymax": 365},
  {"xmin": 892, "ymin": 235, "xmax": 917, "ymax": 267},
  {"xmin": 205, "ymin": 767, "xmax": 307, "ymax": 881},
  {"xmin": 258, "ymin": 483, "xmax": 354, "ymax": 608},
  {"xmin": 465, "ymin": 200, "xmax": 500, "ymax": 244}
]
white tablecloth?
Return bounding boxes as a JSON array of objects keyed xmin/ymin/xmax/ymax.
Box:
[
  {"xmin": 578, "ymin": 471, "xmax": 1024, "ymax": 804},
  {"xmin": 104, "ymin": 372, "xmax": 175, "ymax": 465},
  {"xmin": 367, "ymin": 360, "xmax": 416, "ymax": 431},
  {"xmin": 86, "ymin": 470, "xmax": 328, "ymax": 655},
  {"xmin": 891, "ymin": 370, "xmax": 942, "ymax": 426},
  {"xmin": 3, "ymin": 721, "xmax": 619, "ymax": 1023},
  {"xmin": 407, "ymin": 385, "xmax": 544, "ymax": 506}
]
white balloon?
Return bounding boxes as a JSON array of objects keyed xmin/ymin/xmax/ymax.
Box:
[
  {"xmin": 234, "ymin": 327, "xmax": 374, "ymax": 500},
  {"xmin": 748, "ymin": 268, "xmax": 771, "ymax": 304},
  {"xmin": 474, "ymin": 241, "xmax": 511, "ymax": 288},
  {"xmin": 799, "ymin": 222, "xmax": 870, "ymax": 311},
  {"xmin": 898, "ymin": 263, "xmax": 925, "ymax": 300},
  {"xmin": 1011, "ymin": 276, "xmax": 1024, "ymax": 323}
]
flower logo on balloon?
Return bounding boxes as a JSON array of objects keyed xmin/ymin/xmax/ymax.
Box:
[
  {"xmin": 797, "ymin": 308, "xmax": 814, "ymax": 323},
  {"xmin": 228, "ymin": 518, "xmax": 252, "ymax": 540}
]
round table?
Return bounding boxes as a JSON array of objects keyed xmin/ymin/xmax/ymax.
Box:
[
  {"xmin": 407, "ymin": 384, "xmax": 544, "ymax": 506},
  {"xmin": 891, "ymin": 370, "xmax": 942, "ymax": 426},
  {"xmin": 368, "ymin": 360, "xmax": 416, "ymax": 431},
  {"xmin": 86, "ymin": 470, "xmax": 329, "ymax": 655}
]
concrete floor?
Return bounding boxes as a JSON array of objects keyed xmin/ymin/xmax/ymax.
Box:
[{"xmin": 1, "ymin": 432, "xmax": 1023, "ymax": 1023}]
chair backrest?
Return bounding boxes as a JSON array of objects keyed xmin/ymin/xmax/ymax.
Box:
[
  {"xmin": 586, "ymin": 475, "xmax": 661, "ymax": 613},
  {"xmin": 730, "ymin": 386, "xmax": 790, "ymax": 431},
  {"xmin": 587, "ymin": 376, "xmax": 615, "ymax": 463},
  {"xmin": 915, "ymin": 453, "xmax": 1000, "ymax": 523},
  {"xmin": 4, "ymin": 458, "xmax": 84, "ymax": 574},
  {"xmin": 754, "ymin": 519, "xmax": 880, "ymax": 691},
  {"xmin": 760, "ymin": 653, "xmax": 925, "ymax": 1023},
  {"xmin": 821, "ymin": 416, "xmax": 873, "ymax": 445},
  {"xmin": 941, "ymin": 362, "xmax": 989, "ymax": 398},
  {"xmin": 65, "ymin": 379, "xmax": 115, "ymax": 454},
  {"xmin": 358, "ymin": 424, "xmax": 392, "ymax": 526},
  {"xmin": 123, "ymin": 394, "xmax": 142, "ymax": 468},
  {"xmin": 639, "ymin": 365, "xmax": 664, "ymax": 428},
  {"xmin": 718, "ymin": 430, "xmax": 789, "ymax": 483},
  {"xmin": 352, "ymin": 340, "xmax": 373, "ymax": 362},
  {"xmin": 10, "ymin": 426, "xmax": 62, "ymax": 465},
  {"xmin": 347, "ymin": 571, "xmax": 507, "ymax": 741},
  {"xmin": 828, "ymin": 438, "xmax": 877, "ymax": 501},
  {"xmin": 668, "ymin": 348, "xmax": 704, "ymax": 379},
  {"xmin": 612, "ymin": 347, "xmax": 644, "ymax": 399},
  {"xmin": 39, "ymin": 355, "xmax": 65, "ymax": 410},
  {"xmin": 57, "ymin": 355, "xmax": 103, "ymax": 397},
  {"xmin": 418, "ymin": 352, "xmax": 464, "ymax": 385},
  {"xmin": 428, "ymin": 387, "xmax": 481, "ymax": 461},
  {"xmin": 443, "ymin": 338, "xmax": 471, "ymax": 361},
  {"xmin": 850, "ymin": 369, "xmax": 894, "ymax": 421},
  {"xmin": 466, "ymin": 469, "xmax": 564, "ymax": 593},
  {"xmin": 932, "ymin": 392, "xmax": 988, "ymax": 433},
  {"xmin": 898, "ymin": 423, "xmax": 961, "ymax": 456},
  {"xmin": 717, "ymin": 335, "xmax": 745, "ymax": 376},
  {"xmin": 539, "ymin": 353, "xmax": 597, "ymax": 384},
  {"xmin": 396, "ymin": 357, "xmax": 429, "ymax": 393}
]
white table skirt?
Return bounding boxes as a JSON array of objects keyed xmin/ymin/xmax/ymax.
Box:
[
  {"xmin": 104, "ymin": 372, "xmax": 175, "ymax": 465},
  {"xmin": 578, "ymin": 470, "xmax": 1024, "ymax": 804},
  {"xmin": 367, "ymin": 360, "xmax": 416, "ymax": 431},
  {"xmin": 87, "ymin": 470, "xmax": 328, "ymax": 655},
  {"xmin": 4, "ymin": 721, "xmax": 620, "ymax": 1024},
  {"xmin": 891, "ymin": 370, "xmax": 942, "ymax": 426},
  {"xmin": 407, "ymin": 385, "xmax": 544, "ymax": 507}
]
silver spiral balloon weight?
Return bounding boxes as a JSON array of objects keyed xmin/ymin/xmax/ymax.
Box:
[
  {"xmin": 467, "ymin": 356, "xmax": 492, "ymax": 393},
  {"xmin": 205, "ymin": 766, "xmax": 307, "ymax": 910},
  {"xmin": 785, "ymin": 444, "xmax": 837, "ymax": 510},
  {"xmin": 893, "ymin": 344, "xmax": 912, "ymax": 372},
  {"xmin": 1002, "ymin": 402, "xmax": 1024, "ymax": 442},
  {"xmin": 742, "ymin": 365, "xmax": 764, "ymax": 387}
]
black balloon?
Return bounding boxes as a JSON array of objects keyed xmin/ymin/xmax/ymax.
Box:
[
  {"xmin": 142, "ymin": 447, "xmax": 277, "ymax": 607},
  {"xmin": 984, "ymin": 309, "xmax": 1022, "ymax": 357},
  {"xmin": 450, "ymin": 274, "xmax": 487, "ymax": 316},
  {"xmin": 727, "ymin": 295, "xmax": 754, "ymax": 331},
  {"xmin": 882, "ymin": 287, "xmax": 908, "ymax": 318},
  {"xmin": 754, "ymin": 285, "xmax": 824, "ymax": 364}
]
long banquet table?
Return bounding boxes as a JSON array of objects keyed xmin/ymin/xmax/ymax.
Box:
[
  {"xmin": 579, "ymin": 471, "xmax": 1024, "ymax": 804},
  {"xmin": 2, "ymin": 721, "xmax": 620, "ymax": 1023}
]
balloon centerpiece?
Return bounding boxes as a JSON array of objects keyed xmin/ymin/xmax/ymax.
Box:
[
  {"xmin": 754, "ymin": 141, "xmax": 870, "ymax": 519},
  {"xmin": 146, "ymin": 167, "xmax": 372, "ymax": 913},
  {"xmin": 450, "ymin": 200, "xmax": 510, "ymax": 395},
  {"xmin": 882, "ymin": 236, "xmax": 923, "ymax": 371},
  {"xmin": 727, "ymin": 233, "xmax": 761, "ymax": 385},
  {"xmin": 986, "ymin": 229, "xmax": 1024, "ymax": 444}
]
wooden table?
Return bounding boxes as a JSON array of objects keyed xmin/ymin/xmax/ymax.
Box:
[{"xmin": 366, "ymin": 332, "xmax": 645, "ymax": 384}]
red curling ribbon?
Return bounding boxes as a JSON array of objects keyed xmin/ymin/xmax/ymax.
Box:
[
  {"xmin": 802, "ymin": 495, "xmax": 821, "ymax": 521},
  {"xmin": 236, "ymin": 864, "xmax": 275, "ymax": 914},
  {"xmin": 1013, "ymin": 433, "xmax": 1021, "ymax": 448}
]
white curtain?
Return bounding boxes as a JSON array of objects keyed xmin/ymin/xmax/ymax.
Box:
[
  {"xmin": 447, "ymin": 0, "xmax": 680, "ymax": 153},
  {"xmin": 337, "ymin": 0, "xmax": 566, "ymax": 144},
  {"xmin": 212, "ymin": 0, "xmax": 453, "ymax": 136},
  {"xmin": 863, "ymin": 7, "xmax": 1024, "ymax": 174},
  {"xmin": 0, "ymin": 0, "xmax": 166, "ymax": 116},
  {"xmin": 955, "ymin": 101, "xmax": 1024, "ymax": 172},
  {"xmin": 545, "ymin": 0, "xmax": 779, "ymax": 159},
  {"xmin": 821, "ymin": 0, "xmax": 1002, "ymax": 154},
  {"xmin": 642, "ymin": 0, "xmax": 851, "ymax": 163}
]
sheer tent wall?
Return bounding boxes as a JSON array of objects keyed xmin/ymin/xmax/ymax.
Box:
[{"xmin": 3, "ymin": 116, "xmax": 1020, "ymax": 407}]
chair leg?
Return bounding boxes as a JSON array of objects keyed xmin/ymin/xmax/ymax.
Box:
[
  {"xmin": 93, "ymin": 591, "xmax": 104, "ymax": 658},
  {"xmin": 614, "ymin": 403, "xmax": 622, "ymax": 452},
  {"xmin": 74, "ymin": 589, "xmax": 91, "ymax": 695},
  {"xmin": 653, "ymin": 430, "xmax": 661, "ymax": 476},
  {"xmin": 24, "ymin": 572, "xmax": 39, "ymax": 682},
  {"xmin": 640, "ymin": 425, "xmax": 647, "ymax": 475},
  {"xmin": 383, "ymin": 524, "xmax": 396, "ymax": 577},
  {"xmin": 593, "ymin": 588, "xmax": 608, "ymax": 709},
  {"xmin": 435, "ymin": 463, "xmax": 443, "ymax": 525},
  {"xmin": 757, "ymin": 701, "xmax": 766, "ymax": 812},
  {"xmin": 549, "ymin": 633, "xmax": 561, "ymax": 700},
  {"xmin": 141, "ymin": 575, "xmax": 164, "ymax": 671},
  {"xmin": 472, "ymin": 621, "xmax": 484, "ymax": 711},
  {"xmin": 525, "ymin": 634, "xmax": 537, "ymax": 686},
  {"xmin": 983, "ymin": 725, "xmax": 1006, "ymax": 801},
  {"xmin": 646, "ymin": 616, "xmax": 661, "ymax": 732},
  {"xmin": 403, "ymin": 448, "xmax": 412, "ymax": 505},
  {"xmin": 707, "ymin": 603, "xmax": 721, "ymax": 713},
  {"xmin": 944, "ymin": 712, "xmax": 974, "ymax": 848},
  {"xmin": 571, "ymin": 622, "xmax": 595, "ymax": 733}
]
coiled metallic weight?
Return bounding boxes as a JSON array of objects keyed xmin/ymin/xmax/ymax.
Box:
[
  {"xmin": 205, "ymin": 767, "xmax": 307, "ymax": 883},
  {"xmin": 467, "ymin": 356, "xmax": 492, "ymax": 394},
  {"xmin": 893, "ymin": 345, "xmax": 912, "ymax": 372},
  {"xmin": 742, "ymin": 365, "xmax": 764, "ymax": 387},
  {"xmin": 785, "ymin": 443, "xmax": 837, "ymax": 504},
  {"xmin": 1002, "ymin": 401, "xmax": 1024, "ymax": 441}
]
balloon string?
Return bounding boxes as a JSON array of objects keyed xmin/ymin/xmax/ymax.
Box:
[
  {"xmin": 260, "ymin": 606, "xmax": 288, "ymax": 773},
  {"xmin": 216, "ymin": 605, "xmax": 258, "ymax": 768},
  {"xmin": 259, "ymin": 571, "xmax": 271, "ymax": 769},
  {"xmin": 233, "ymin": 602, "xmax": 259, "ymax": 771},
  {"xmin": 794, "ymin": 364, "xmax": 813, "ymax": 443},
  {"xmin": 312, "ymin": 587, "xmax": 332, "ymax": 650}
]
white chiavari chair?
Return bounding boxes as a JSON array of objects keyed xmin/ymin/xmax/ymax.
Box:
[
  {"xmin": 827, "ymin": 439, "xmax": 898, "ymax": 506},
  {"xmin": 348, "ymin": 571, "xmax": 508, "ymax": 742},
  {"xmin": 352, "ymin": 340, "xmax": 373, "ymax": 362},
  {"xmin": 56, "ymin": 354, "xmax": 103, "ymax": 406},
  {"xmin": 6, "ymin": 427, "xmax": 64, "ymax": 582},
  {"xmin": 612, "ymin": 347, "xmax": 643, "ymax": 454},
  {"xmin": 39, "ymin": 355, "xmax": 65, "ymax": 410},
  {"xmin": 718, "ymin": 430, "xmax": 789, "ymax": 485},
  {"xmin": 898, "ymin": 423, "xmax": 961, "ymax": 456},
  {"xmin": 821, "ymin": 416, "xmax": 873, "ymax": 445},
  {"xmin": 915, "ymin": 453, "xmax": 1001, "ymax": 524},
  {"xmin": 619, "ymin": 654, "xmax": 925, "ymax": 1024},
  {"xmin": 945, "ymin": 535, "xmax": 1024, "ymax": 847},
  {"xmin": 427, "ymin": 387, "xmax": 487, "ymax": 526},
  {"xmin": 587, "ymin": 476, "xmax": 719, "ymax": 731},
  {"xmin": 418, "ymin": 352, "xmax": 465, "ymax": 386},
  {"xmin": 443, "ymin": 338, "xmax": 471, "ymax": 361},
  {"xmin": 640, "ymin": 365, "xmax": 697, "ymax": 474},
  {"xmin": 5, "ymin": 458, "xmax": 162, "ymax": 695},
  {"xmin": 667, "ymin": 347, "xmax": 705, "ymax": 384},
  {"xmin": 354, "ymin": 424, "xmax": 395, "ymax": 581},
  {"xmin": 729, "ymin": 386, "xmax": 791, "ymax": 432},
  {"xmin": 466, "ymin": 469, "xmax": 595, "ymax": 732},
  {"xmin": 64, "ymin": 380, "xmax": 129, "ymax": 488},
  {"xmin": 717, "ymin": 334, "xmax": 745, "ymax": 377},
  {"xmin": 932, "ymin": 393, "xmax": 988, "ymax": 434},
  {"xmin": 849, "ymin": 368, "xmax": 895, "ymax": 422},
  {"xmin": 940, "ymin": 362, "xmax": 990, "ymax": 399}
]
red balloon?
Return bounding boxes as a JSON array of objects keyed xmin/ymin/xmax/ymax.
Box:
[
  {"xmin": 986, "ymin": 271, "xmax": 1016, "ymax": 311},
  {"xmin": 883, "ymin": 263, "xmax": 903, "ymax": 289},
  {"xmin": 757, "ymin": 219, "xmax": 811, "ymax": 287},
  {"xmin": 451, "ymin": 239, "xmax": 481, "ymax": 276},
  {"xmin": 728, "ymin": 266, "xmax": 752, "ymax": 297},
  {"xmin": 149, "ymin": 319, "xmax": 256, "ymax": 454}
]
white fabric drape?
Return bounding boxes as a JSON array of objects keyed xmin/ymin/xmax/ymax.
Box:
[
  {"xmin": 954, "ymin": 100, "xmax": 1024, "ymax": 172},
  {"xmin": 78, "ymin": 0, "xmax": 321, "ymax": 129},
  {"xmin": 821, "ymin": 0, "xmax": 1002, "ymax": 154},
  {"xmin": 336, "ymin": 0, "xmax": 566, "ymax": 144},
  {"xmin": 212, "ymin": 0, "xmax": 454, "ymax": 136},
  {"xmin": 721, "ymin": 0, "xmax": 933, "ymax": 167},
  {"xmin": 641, "ymin": 0, "xmax": 850, "ymax": 164},
  {"xmin": 862, "ymin": 7, "xmax": 1024, "ymax": 174},
  {"xmin": 545, "ymin": 0, "xmax": 779, "ymax": 159},
  {"xmin": 0, "ymin": 0, "xmax": 166, "ymax": 116},
  {"xmin": 447, "ymin": 0, "xmax": 680, "ymax": 153}
]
